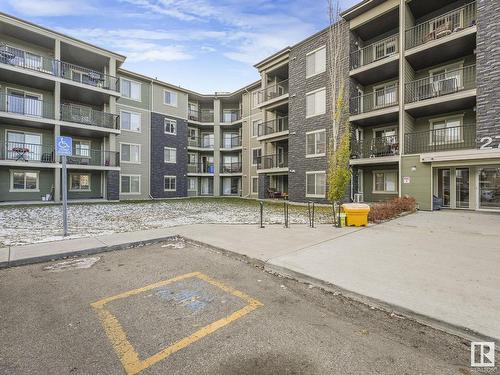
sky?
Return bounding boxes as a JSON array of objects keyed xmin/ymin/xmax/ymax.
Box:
[{"xmin": 2, "ymin": 0, "xmax": 358, "ymax": 93}]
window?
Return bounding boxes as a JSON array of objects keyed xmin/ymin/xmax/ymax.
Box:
[
  {"xmin": 188, "ymin": 177, "xmax": 197, "ymax": 191},
  {"xmin": 164, "ymin": 147, "xmax": 176, "ymax": 163},
  {"xmin": 373, "ymin": 38, "xmax": 396, "ymax": 61},
  {"xmin": 120, "ymin": 143, "xmax": 140, "ymax": 163},
  {"xmin": 164, "ymin": 176, "xmax": 176, "ymax": 191},
  {"xmin": 120, "ymin": 111, "xmax": 141, "ymax": 132},
  {"xmin": 429, "ymin": 63, "xmax": 463, "ymax": 93},
  {"xmin": 74, "ymin": 140, "xmax": 91, "ymax": 157},
  {"xmin": 69, "ymin": 174, "xmax": 91, "ymax": 191},
  {"xmin": 10, "ymin": 170, "xmax": 39, "ymax": 191},
  {"xmin": 252, "ymin": 148, "xmax": 262, "ymax": 166},
  {"xmin": 374, "ymin": 83, "xmax": 397, "ymax": 107},
  {"xmin": 306, "ymin": 88, "xmax": 326, "ymax": 117},
  {"xmin": 164, "ymin": 90, "xmax": 178, "ymax": 107},
  {"xmin": 306, "ymin": 130, "xmax": 326, "ymax": 157},
  {"xmin": 252, "ymin": 91, "xmax": 260, "ymax": 108},
  {"xmin": 306, "ymin": 171, "xmax": 326, "ymax": 198},
  {"xmin": 121, "ymin": 175, "xmax": 140, "ymax": 194},
  {"xmin": 252, "ymin": 120, "xmax": 262, "ymax": 137},
  {"xmin": 164, "ymin": 119, "xmax": 176, "ymax": 135},
  {"xmin": 5, "ymin": 45, "xmax": 42, "ymax": 70},
  {"xmin": 7, "ymin": 89, "xmax": 42, "ymax": 117},
  {"xmin": 120, "ymin": 78, "xmax": 141, "ymax": 101},
  {"xmin": 373, "ymin": 170, "xmax": 397, "ymax": 193},
  {"xmin": 6, "ymin": 131, "xmax": 42, "ymax": 161},
  {"xmin": 306, "ymin": 46, "xmax": 326, "ymax": 78},
  {"xmin": 430, "ymin": 117, "xmax": 462, "ymax": 144},
  {"xmin": 251, "ymin": 176, "xmax": 259, "ymax": 194}
]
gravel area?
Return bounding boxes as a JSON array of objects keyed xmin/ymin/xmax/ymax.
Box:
[{"xmin": 0, "ymin": 198, "xmax": 333, "ymax": 246}]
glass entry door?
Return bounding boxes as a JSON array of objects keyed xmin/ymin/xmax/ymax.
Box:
[
  {"xmin": 479, "ymin": 167, "xmax": 500, "ymax": 209},
  {"xmin": 455, "ymin": 168, "xmax": 470, "ymax": 208},
  {"xmin": 437, "ymin": 169, "xmax": 451, "ymax": 207}
]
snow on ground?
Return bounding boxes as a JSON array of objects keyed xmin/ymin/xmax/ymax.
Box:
[{"xmin": 0, "ymin": 199, "xmax": 332, "ymax": 246}]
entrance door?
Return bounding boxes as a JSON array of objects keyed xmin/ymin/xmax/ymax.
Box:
[
  {"xmin": 479, "ymin": 167, "xmax": 500, "ymax": 209},
  {"xmin": 455, "ymin": 168, "xmax": 470, "ymax": 208},
  {"xmin": 437, "ymin": 169, "xmax": 451, "ymax": 207}
]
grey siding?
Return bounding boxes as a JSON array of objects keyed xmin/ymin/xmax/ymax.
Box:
[
  {"xmin": 106, "ymin": 170, "xmax": 119, "ymax": 200},
  {"xmin": 150, "ymin": 112, "xmax": 188, "ymax": 198}
]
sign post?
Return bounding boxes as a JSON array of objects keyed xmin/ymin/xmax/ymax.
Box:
[{"xmin": 56, "ymin": 136, "xmax": 72, "ymax": 237}]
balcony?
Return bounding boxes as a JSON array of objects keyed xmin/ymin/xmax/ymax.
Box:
[
  {"xmin": 60, "ymin": 103, "xmax": 119, "ymax": 130},
  {"xmin": 188, "ymin": 108, "xmax": 214, "ymax": 123},
  {"xmin": 258, "ymin": 117, "xmax": 289, "ymax": 139},
  {"xmin": 350, "ymin": 85, "xmax": 399, "ymax": 125},
  {"xmin": 66, "ymin": 150, "xmax": 119, "ymax": 167},
  {"xmin": 350, "ymin": 35, "xmax": 399, "ymax": 85},
  {"xmin": 0, "ymin": 43, "xmax": 119, "ymax": 92},
  {"xmin": 221, "ymin": 109, "xmax": 241, "ymax": 123},
  {"xmin": 404, "ymin": 124, "xmax": 476, "ymax": 154},
  {"xmin": 221, "ymin": 135, "xmax": 241, "ymax": 149},
  {"xmin": 257, "ymin": 153, "xmax": 288, "ymax": 171},
  {"xmin": 0, "ymin": 141, "xmax": 55, "ymax": 164},
  {"xmin": 188, "ymin": 136, "xmax": 214, "ymax": 149},
  {"xmin": 187, "ymin": 163, "xmax": 215, "ymax": 174},
  {"xmin": 0, "ymin": 91, "xmax": 54, "ymax": 120},
  {"xmin": 351, "ymin": 135, "xmax": 399, "ymax": 160},
  {"xmin": 220, "ymin": 162, "xmax": 242, "ymax": 174},
  {"xmin": 257, "ymin": 80, "xmax": 289, "ymax": 106}
]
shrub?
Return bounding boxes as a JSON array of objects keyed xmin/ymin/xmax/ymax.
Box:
[{"xmin": 368, "ymin": 196, "xmax": 417, "ymax": 223}]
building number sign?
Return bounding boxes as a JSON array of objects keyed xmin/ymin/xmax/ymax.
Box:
[{"xmin": 479, "ymin": 136, "xmax": 500, "ymax": 149}]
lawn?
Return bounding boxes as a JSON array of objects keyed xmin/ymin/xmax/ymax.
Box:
[{"xmin": 0, "ymin": 198, "xmax": 335, "ymax": 246}]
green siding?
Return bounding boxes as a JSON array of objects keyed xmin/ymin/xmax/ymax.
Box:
[
  {"xmin": 117, "ymin": 73, "xmax": 151, "ymax": 110},
  {"xmin": 0, "ymin": 167, "xmax": 54, "ymax": 202},
  {"xmin": 0, "ymin": 124, "xmax": 54, "ymax": 146},
  {"xmin": 361, "ymin": 165, "xmax": 399, "ymax": 202},
  {"xmin": 67, "ymin": 171, "xmax": 103, "ymax": 199},
  {"xmin": 401, "ymin": 155, "xmax": 432, "ymax": 210}
]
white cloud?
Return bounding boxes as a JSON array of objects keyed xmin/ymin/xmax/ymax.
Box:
[{"xmin": 6, "ymin": 0, "xmax": 95, "ymax": 16}]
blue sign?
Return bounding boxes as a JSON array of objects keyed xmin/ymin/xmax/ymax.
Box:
[{"xmin": 56, "ymin": 136, "xmax": 72, "ymax": 156}]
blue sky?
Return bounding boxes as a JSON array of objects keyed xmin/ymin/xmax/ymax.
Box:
[{"xmin": 2, "ymin": 0, "xmax": 358, "ymax": 93}]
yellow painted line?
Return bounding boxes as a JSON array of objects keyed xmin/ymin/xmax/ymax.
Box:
[{"xmin": 91, "ymin": 272, "xmax": 263, "ymax": 375}]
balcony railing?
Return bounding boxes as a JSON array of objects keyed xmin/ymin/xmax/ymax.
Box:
[
  {"xmin": 188, "ymin": 136, "xmax": 215, "ymax": 149},
  {"xmin": 66, "ymin": 150, "xmax": 119, "ymax": 167},
  {"xmin": 188, "ymin": 108, "xmax": 215, "ymax": 123},
  {"xmin": 222, "ymin": 135, "xmax": 241, "ymax": 148},
  {"xmin": 0, "ymin": 92, "xmax": 54, "ymax": 119},
  {"xmin": 60, "ymin": 103, "xmax": 119, "ymax": 129},
  {"xmin": 220, "ymin": 162, "xmax": 242, "ymax": 174},
  {"xmin": 350, "ymin": 84, "xmax": 398, "ymax": 115},
  {"xmin": 351, "ymin": 34, "xmax": 399, "ymax": 70},
  {"xmin": 258, "ymin": 117, "xmax": 289, "ymax": 137},
  {"xmin": 221, "ymin": 109, "xmax": 241, "ymax": 123},
  {"xmin": 405, "ymin": 2, "xmax": 476, "ymax": 50},
  {"xmin": 257, "ymin": 79, "xmax": 289, "ymax": 104},
  {"xmin": 405, "ymin": 65, "xmax": 476, "ymax": 104},
  {"xmin": 0, "ymin": 142, "xmax": 55, "ymax": 163},
  {"xmin": 0, "ymin": 43, "xmax": 120, "ymax": 92},
  {"xmin": 404, "ymin": 124, "xmax": 476, "ymax": 154},
  {"xmin": 257, "ymin": 153, "xmax": 288, "ymax": 170},
  {"xmin": 187, "ymin": 163, "xmax": 215, "ymax": 174},
  {"xmin": 351, "ymin": 135, "xmax": 399, "ymax": 159}
]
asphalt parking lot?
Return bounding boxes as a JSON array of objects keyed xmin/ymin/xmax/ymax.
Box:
[{"xmin": 0, "ymin": 239, "xmax": 488, "ymax": 374}]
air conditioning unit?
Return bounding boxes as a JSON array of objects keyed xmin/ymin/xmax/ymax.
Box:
[{"xmin": 354, "ymin": 193, "xmax": 364, "ymax": 203}]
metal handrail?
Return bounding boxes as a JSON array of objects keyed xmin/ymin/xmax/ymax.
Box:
[
  {"xmin": 65, "ymin": 149, "xmax": 119, "ymax": 167},
  {"xmin": 404, "ymin": 124, "xmax": 476, "ymax": 154},
  {"xmin": 0, "ymin": 141, "xmax": 55, "ymax": 162},
  {"xmin": 258, "ymin": 117, "xmax": 289, "ymax": 137},
  {"xmin": 0, "ymin": 91, "xmax": 54, "ymax": 119},
  {"xmin": 188, "ymin": 136, "xmax": 215, "ymax": 149},
  {"xmin": 350, "ymin": 84, "xmax": 399, "ymax": 115},
  {"xmin": 220, "ymin": 162, "xmax": 242, "ymax": 173},
  {"xmin": 257, "ymin": 153, "xmax": 288, "ymax": 170},
  {"xmin": 187, "ymin": 162, "xmax": 215, "ymax": 173},
  {"xmin": 351, "ymin": 135, "xmax": 399, "ymax": 159},
  {"xmin": 222, "ymin": 134, "xmax": 242, "ymax": 148},
  {"xmin": 60, "ymin": 103, "xmax": 119, "ymax": 129},
  {"xmin": 257, "ymin": 79, "xmax": 289, "ymax": 104},
  {"xmin": 188, "ymin": 108, "xmax": 215, "ymax": 122},
  {"xmin": 350, "ymin": 34, "xmax": 399, "ymax": 69},
  {"xmin": 221, "ymin": 109, "xmax": 241, "ymax": 123}
]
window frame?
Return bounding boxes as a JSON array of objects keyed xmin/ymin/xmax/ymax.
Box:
[
  {"xmin": 306, "ymin": 45, "xmax": 327, "ymax": 79},
  {"xmin": 372, "ymin": 170, "xmax": 398, "ymax": 194},
  {"xmin": 164, "ymin": 118, "xmax": 177, "ymax": 135},
  {"xmin": 164, "ymin": 175, "xmax": 177, "ymax": 192},
  {"xmin": 69, "ymin": 173, "xmax": 91, "ymax": 192},
  {"xmin": 252, "ymin": 119, "xmax": 262, "ymax": 138},
  {"xmin": 120, "ymin": 174, "xmax": 141, "ymax": 195},
  {"xmin": 305, "ymin": 87, "xmax": 326, "ymax": 118},
  {"xmin": 251, "ymin": 147, "xmax": 262, "ymax": 166},
  {"xmin": 251, "ymin": 176, "xmax": 259, "ymax": 194},
  {"xmin": 120, "ymin": 109, "xmax": 142, "ymax": 133},
  {"xmin": 120, "ymin": 77, "xmax": 142, "ymax": 102},
  {"xmin": 120, "ymin": 142, "xmax": 141, "ymax": 164},
  {"xmin": 163, "ymin": 89, "xmax": 178, "ymax": 107},
  {"xmin": 305, "ymin": 170, "xmax": 326, "ymax": 198},
  {"xmin": 164, "ymin": 147, "xmax": 177, "ymax": 164},
  {"xmin": 9, "ymin": 169, "xmax": 40, "ymax": 192},
  {"xmin": 305, "ymin": 129, "xmax": 327, "ymax": 158}
]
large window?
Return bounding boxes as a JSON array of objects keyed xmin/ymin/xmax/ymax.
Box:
[
  {"xmin": 252, "ymin": 120, "xmax": 261, "ymax": 137},
  {"xmin": 120, "ymin": 110, "xmax": 141, "ymax": 132},
  {"xmin": 430, "ymin": 117, "xmax": 462, "ymax": 144},
  {"xmin": 306, "ymin": 46, "xmax": 326, "ymax": 78},
  {"xmin": 120, "ymin": 78, "xmax": 141, "ymax": 101},
  {"xmin": 252, "ymin": 148, "xmax": 262, "ymax": 166},
  {"xmin": 74, "ymin": 140, "xmax": 91, "ymax": 157},
  {"xmin": 252, "ymin": 176, "xmax": 259, "ymax": 194},
  {"xmin": 306, "ymin": 130, "xmax": 326, "ymax": 157},
  {"xmin": 7, "ymin": 89, "xmax": 42, "ymax": 117},
  {"xmin": 164, "ymin": 119, "xmax": 176, "ymax": 135},
  {"xmin": 164, "ymin": 176, "xmax": 176, "ymax": 191},
  {"xmin": 306, "ymin": 88, "xmax": 326, "ymax": 118},
  {"xmin": 187, "ymin": 177, "xmax": 197, "ymax": 192},
  {"xmin": 120, "ymin": 143, "xmax": 140, "ymax": 163},
  {"xmin": 69, "ymin": 174, "xmax": 91, "ymax": 191},
  {"xmin": 10, "ymin": 170, "xmax": 39, "ymax": 192},
  {"xmin": 374, "ymin": 83, "xmax": 397, "ymax": 107},
  {"xmin": 121, "ymin": 175, "xmax": 141, "ymax": 194},
  {"xmin": 306, "ymin": 171, "xmax": 326, "ymax": 198},
  {"xmin": 164, "ymin": 147, "xmax": 177, "ymax": 163},
  {"xmin": 6, "ymin": 131, "xmax": 42, "ymax": 161},
  {"xmin": 164, "ymin": 90, "xmax": 178, "ymax": 107},
  {"xmin": 373, "ymin": 170, "xmax": 397, "ymax": 193},
  {"xmin": 479, "ymin": 167, "xmax": 500, "ymax": 210}
]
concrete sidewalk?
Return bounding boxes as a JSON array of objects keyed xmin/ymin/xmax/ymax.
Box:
[{"xmin": 1, "ymin": 212, "xmax": 499, "ymax": 344}]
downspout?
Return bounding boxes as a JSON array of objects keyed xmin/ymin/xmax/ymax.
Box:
[
  {"xmin": 242, "ymin": 87, "xmax": 252, "ymax": 198},
  {"xmin": 148, "ymin": 78, "xmax": 155, "ymax": 200}
]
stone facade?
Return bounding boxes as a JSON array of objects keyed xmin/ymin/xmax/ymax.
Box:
[
  {"xmin": 150, "ymin": 112, "xmax": 188, "ymax": 198},
  {"xmin": 106, "ymin": 171, "xmax": 120, "ymax": 200}
]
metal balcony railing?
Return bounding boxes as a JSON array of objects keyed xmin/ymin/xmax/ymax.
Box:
[
  {"xmin": 0, "ymin": 92, "xmax": 54, "ymax": 119},
  {"xmin": 350, "ymin": 84, "xmax": 398, "ymax": 115},
  {"xmin": 66, "ymin": 150, "xmax": 119, "ymax": 167},
  {"xmin": 351, "ymin": 135, "xmax": 399, "ymax": 159},
  {"xmin": 222, "ymin": 135, "xmax": 241, "ymax": 148},
  {"xmin": 188, "ymin": 108, "xmax": 215, "ymax": 122},
  {"xmin": 60, "ymin": 103, "xmax": 119, "ymax": 129},
  {"xmin": 350, "ymin": 34, "xmax": 399, "ymax": 69},
  {"xmin": 0, "ymin": 142, "xmax": 55, "ymax": 163},
  {"xmin": 220, "ymin": 162, "xmax": 242, "ymax": 174},
  {"xmin": 257, "ymin": 153, "xmax": 288, "ymax": 170},
  {"xmin": 59, "ymin": 61, "xmax": 119, "ymax": 92},
  {"xmin": 187, "ymin": 163, "xmax": 215, "ymax": 173},
  {"xmin": 405, "ymin": 65, "xmax": 476, "ymax": 104},
  {"xmin": 404, "ymin": 124, "xmax": 476, "ymax": 154},
  {"xmin": 221, "ymin": 109, "xmax": 241, "ymax": 123},
  {"xmin": 257, "ymin": 79, "xmax": 289, "ymax": 104},
  {"xmin": 405, "ymin": 2, "xmax": 476, "ymax": 50},
  {"xmin": 258, "ymin": 117, "xmax": 289, "ymax": 137},
  {"xmin": 188, "ymin": 136, "xmax": 215, "ymax": 149}
]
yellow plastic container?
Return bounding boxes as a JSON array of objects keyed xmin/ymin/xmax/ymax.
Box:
[{"xmin": 341, "ymin": 203, "xmax": 370, "ymax": 227}]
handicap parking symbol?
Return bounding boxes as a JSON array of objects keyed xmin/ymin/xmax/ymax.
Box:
[{"xmin": 56, "ymin": 136, "xmax": 72, "ymax": 156}]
